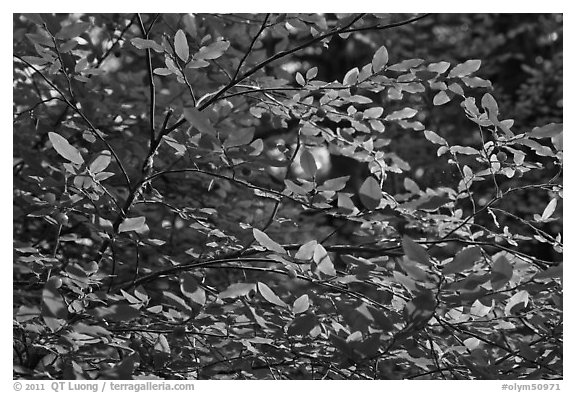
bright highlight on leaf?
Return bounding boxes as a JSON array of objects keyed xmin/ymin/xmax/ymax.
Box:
[{"xmin": 257, "ymin": 282, "xmax": 288, "ymax": 308}]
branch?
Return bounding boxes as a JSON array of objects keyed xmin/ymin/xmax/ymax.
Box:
[
  {"xmin": 137, "ymin": 13, "xmax": 158, "ymax": 143},
  {"xmin": 145, "ymin": 168, "xmax": 310, "ymax": 207},
  {"xmin": 231, "ymin": 13, "xmax": 270, "ymax": 81},
  {"xmin": 339, "ymin": 13, "xmax": 431, "ymax": 34},
  {"xmin": 14, "ymin": 55, "xmax": 132, "ymax": 189},
  {"xmin": 165, "ymin": 13, "xmax": 366, "ymax": 133}
]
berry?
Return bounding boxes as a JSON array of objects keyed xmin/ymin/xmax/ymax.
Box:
[
  {"xmin": 496, "ymin": 152, "xmax": 507, "ymax": 162},
  {"xmin": 287, "ymin": 268, "xmax": 298, "ymax": 279},
  {"xmin": 49, "ymin": 276, "xmax": 63, "ymax": 289},
  {"xmin": 353, "ymin": 112, "xmax": 364, "ymax": 121},
  {"xmin": 316, "ymin": 108, "xmax": 326, "ymax": 118}
]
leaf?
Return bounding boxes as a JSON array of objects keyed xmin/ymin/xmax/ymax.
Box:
[
  {"xmin": 257, "ymin": 282, "xmax": 287, "ymax": 308},
  {"xmin": 343, "ymin": 67, "xmax": 359, "ymax": 85},
  {"xmin": 404, "ymin": 178, "xmax": 420, "ymax": 193},
  {"xmin": 423, "ymin": 130, "xmax": 447, "ymax": 145},
  {"xmin": 295, "ymin": 72, "xmax": 305, "ymax": 86},
  {"xmin": 433, "ymin": 90, "xmax": 451, "ymax": 106},
  {"xmin": 195, "ymin": 40, "xmax": 230, "ymax": 60},
  {"xmin": 372, "ymin": 45, "xmax": 389, "ymax": 72},
  {"xmin": 442, "ymin": 246, "xmax": 482, "ymax": 275},
  {"xmin": 223, "ymin": 128, "xmax": 255, "ymax": 148},
  {"xmin": 384, "ymin": 107, "xmax": 417, "ymax": 121},
  {"xmin": 48, "ymin": 132, "xmax": 84, "ymax": 165},
  {"xmin": 490, "ymin": 255, "xmax": 513, "ymax": 290},
  {"xmin": 541, "ymin": 198, "xmax": 557, "ymax": 221},
  {"xmin": 529, "ymin": 123, "xmax": 563, "ymax": 139},
  {"xmin": 533, "ymin": 264, "xmax": 562, "ymax": 281},
  {"xmin": 505, "ymin": 290, "xmax": 530, "ymax": 315},
  {"xmin": 481, "ymin": 93, "xmax": 499, "ymax": 122},
  {"xmin": 318, "ymin": 176, "xmax": 350, "ymax": 192},
  {"xmin": 130, "ymin": 38, "xmax": 164, "ymax": 53},
  {"xmin": 218, "ymin": 283, "xmax": 256, "ymax": 299},
  {"xmin": 183, "ymin": 107, "xmax": 217, "ymax": 135},
  {"xmin": 56, "ymin": 22, "xmax": 91, "ymax": 39},
  {"xmin": 118, "ymin": 216, "xmax": 148, "ymax": 233},
  {"xmin": 470, "ymin": 299, "xmax": 493, "ymax": 317},
  {"xmin": 387, "ymin": 58, "xmax": 424, "ymax": 72},
  {"xmin": 89, "ymin": 150, "xmax": 112, "ymax": 173},
  {"xmin": 295, "ymin": 240, "xmax": 317, "ymax": 260},
  {"xmin": 253, "ymin": 228, "xmax": 286, "ymax": 254},
  {"xmin": 358, "ymin": 176, "xmax": 382, "ymax": 210},
  {"xmin": 292, "ymin": 294, "xmax": 310, "ymax": 314},
  {"xmin": 153, "ymin": 68, "xmax": 172, "ymax": 76},
  {"xmin": 363, "ymin": 107, "xmax": 384, "ymax": 119},
  {"xmin": 402, "ymin": 236, "xmax": 431, "ymax": 266},
  {"xmin": 313, "ymin": 243, "xmax": 336, "ymax": 276},
  {"xmin": 300, "ymin": 149, "xmax": 318, "ymax": 178},
  {"xmin": 448, "ymin": 59, "xmax": 481, "ymax": 78},
  {"xmin": 428, "ymin": 61, "xmax": 451, "ymax": 74},
  {"xmin": 306, "ymin": 67, "xmax": 318, "ymax": 80},
  {"xmin": 174, "ymin": 29, "xmax": 189, "ymax": 62},
  {"xmin": 180, "ymin": 273, "xmax": 206, "ymax": 305},
  {"xmin": 42, "ymin": 278, "xmax": 68, "ymax": 332},
  {"xmin": 338, "ymin": 193, "xmax": 357, "ymax": 214}
]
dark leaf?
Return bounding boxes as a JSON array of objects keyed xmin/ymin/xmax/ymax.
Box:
[
  {"xmin": 490, "ymin": 255, "xmax": 513, "ymax": 290},
  {"xmin": 443, "ymin": 246, "xmax": 483, "ymax": 275},
  {"xmin": 402, "ymin": 236, "xmax": 431, "ymax": 266},
  {"xmin": 183, "ymin": 107, "xmax": 217, "ymax": 135}
]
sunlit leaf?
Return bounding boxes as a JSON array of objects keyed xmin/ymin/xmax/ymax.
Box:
[
  {"xmin": 174, "ymin": 29, "xmax": 189, "ymax": 62},
  {"xmin": 180, "ymin": 273, "xmax": 206, "ymax": 305},
  {"xmin": 292, "ymin": 294, "xmax": 310, "ymax": 314},
  {"xmin": 372, "ymin": 45, "xmax": 389, "ymax": 72},
  {"xmin": 343, "ymin": 67, "xmax": 359, "ymax": 85},
  {"xmin": 448, "ymin": 59, "xmax": 481, "ymax": 78},
  {"xmin": 89, "ymin": 150, "xmax": 112, "ymax": 173},
  {"xmin": 218, "ymin": 283, "xmax": 256, "ymax": 299},
  {"xmin": 358, "ymin": 176, "xmax": 382, "ymax": 210},
  {"xmin": 257, "ymin": 282, "xmax": 287, "ymax": 308},
  {"xmin": 118, "ymin": 216, "xmax": 148, "ymax": 233},
  {"xmin": 313, "ymin": 243, "xmax": 336, "ymax": 276},
  {"xmin": 48, "ymin": 132, "xmax": 84, "ymax": 165},
  {"xmin": 385, "ymin": 107, "xmax": 418, "ymax": 121},
  {"xmin": 253, "ymin": 228, "xmax": 286, "ymax": 254}
]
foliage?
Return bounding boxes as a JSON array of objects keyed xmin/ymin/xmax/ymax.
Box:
[{"xmin": 13, "ymin": 13, "xmax": 562, "ymax": 380}]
